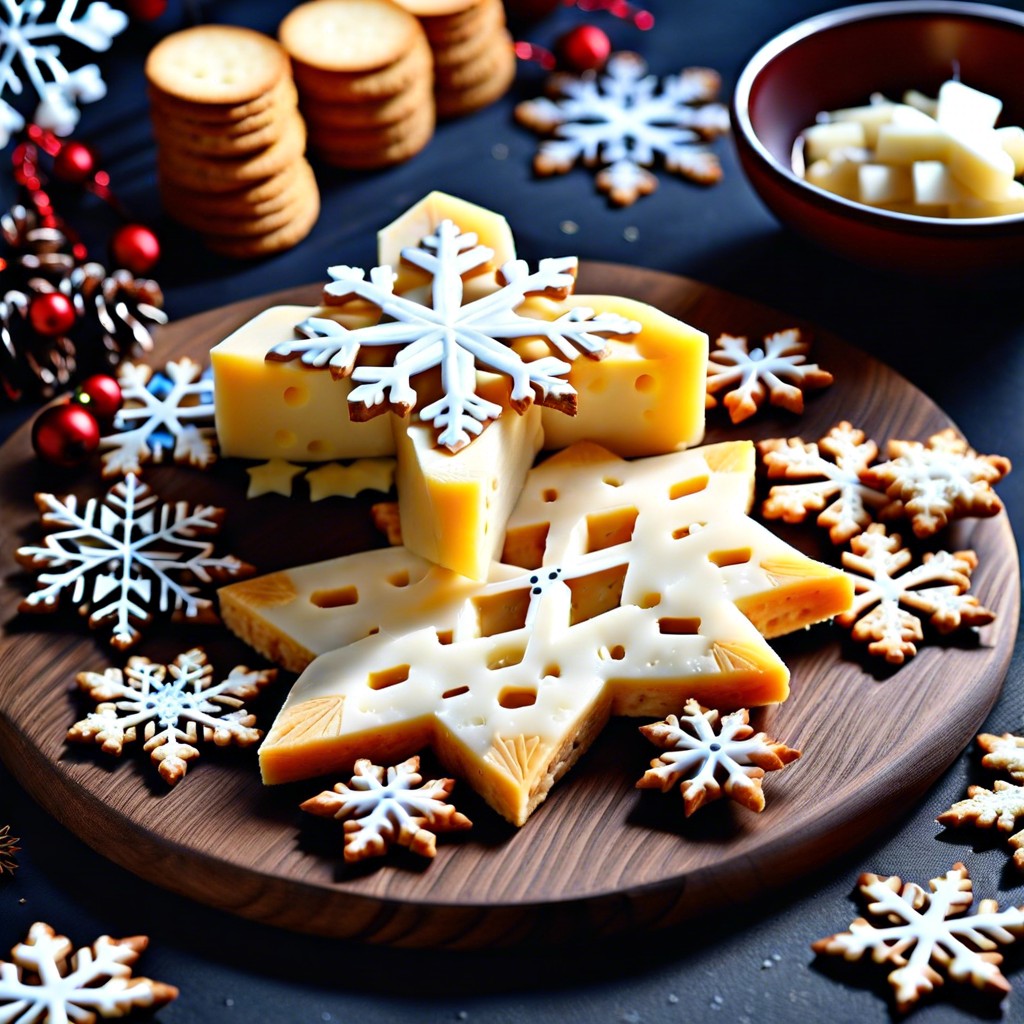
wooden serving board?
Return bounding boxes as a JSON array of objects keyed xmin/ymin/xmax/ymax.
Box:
[{"xmin": 0, "ymin": 265, "xmax": 1018, "ymax": 949}]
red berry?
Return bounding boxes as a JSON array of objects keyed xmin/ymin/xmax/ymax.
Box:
[
  {"xmin": 52, "ymin": 141, "xmax": 97, "ymax": 183},
  {"xmin": 28, "ymin": 292, "xmax": 76, "ymax": 337},
  {"xmin": 73, "ymin": 374, "xmax": 122, "ymax": 421},
  {"xmin": 32, "ymin": 402, "xmax": 100, "ymax": 468},
  {"xmin": 110, "ymin": 223, "xmax": 161, "ymax": 275},
  {"xmin": 558, "ymin": 24, "xmax": 612, "ymax": 72},
  {"xmin": 126, "ymin": 0, "xmax": 168, "ymax": 19}
]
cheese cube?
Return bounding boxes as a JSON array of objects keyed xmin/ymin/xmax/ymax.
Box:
[
  {"xmin": 997, "ymin": 125, "xmax": 1024, "ymax": 175},
  {"xmin": 947, "ymin": 128, "xmax": 1017, "ymax": 201},
  {"xmin": 827, "ymin": 102, "xmax": 895, "ymax": 147},
  {"xmin": 858, "ymin": 163, "xmax": 913, "ymax": 205},
  {"xmin": 875, "ymin": 122, "xmax": 950, "ymax": 165},
  {"xmin": 937, "ymin": 79, "xmax": 1002, "ymax": 132},
  {"xmin": 950, "ymin": 180, "xmax": 1024, "ymax": 217},
  {"xmin": 912, "ymin": 160, "xmax": 967, "ymax": 206},
  {"xmin": 802, "ymin": 120, "xmax": 866, "ymax": 162}
]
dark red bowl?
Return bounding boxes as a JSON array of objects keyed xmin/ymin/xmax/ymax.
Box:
[{"xmin": 732, "ymin": 1, "xmax": 1024, "ymax": 276}]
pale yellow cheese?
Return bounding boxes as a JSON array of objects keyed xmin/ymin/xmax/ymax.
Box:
[
  {"xmin": 212, "ymin": 305, "xmax": 395, "ymax": 462},
  {"xmin": 253, "ymin": 440, "xmax": 853, "ymax": 825},
  {"xmin": 803, "ymin": 120, "xmax": 866, "ymax": 162}
]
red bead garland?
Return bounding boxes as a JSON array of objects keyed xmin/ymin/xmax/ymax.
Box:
[
  {"xmin": 28, "ymin": 293, "xmax": 76, "ymax": 337},
  {"xmin": 73, "ymin": 374, "xmax": 122, "ymax": 421},
  {"xmin": 31, "ymin": 402, "xmax": 101, "ymax": 467},
  {"xmin": 557, "ymin": 24, "xmax": 611, "ymax": 71},
  {"xmin": 110, "ymin": 223, "xmax": 161, "ymax": 275}
]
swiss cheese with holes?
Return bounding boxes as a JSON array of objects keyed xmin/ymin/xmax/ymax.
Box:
[{"xmin": 229, "ymin": 440, "xmax": 852, "ymax": 825}]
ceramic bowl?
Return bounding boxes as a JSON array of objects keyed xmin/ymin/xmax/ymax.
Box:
[{"xmin": 732, "ymin": 1, "xmax": 1024, "ymax": 276}]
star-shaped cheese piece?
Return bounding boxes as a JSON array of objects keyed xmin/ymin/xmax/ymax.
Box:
[
  {"xmin": 305, "ymin": 458, "xmax": 396, "ymax": 500},
  {"xmin": 241, "ymin": 441, "xmax": 852, "ymax": 826},
  {"xmin": 246, "ymin": 459, "xmax": 305, "ymax": 498}
]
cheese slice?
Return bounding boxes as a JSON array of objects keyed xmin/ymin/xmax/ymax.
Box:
[{"xmin": 252, "ymin": 441, "xmax": 852, "ymax": 825}]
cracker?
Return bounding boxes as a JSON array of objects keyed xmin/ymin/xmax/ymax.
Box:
[
  {"xmin": 309, "ymin": 103, "xmax": 431, "ymax": 152},
  {"xmin": 300, "ymin": 80, "xmax": 431, "ymax": 130},
  {"xmin": 394, "ymin": 0, "xmax": 481, "ymax": 15},
  {"xmin": 205, "ymin": 186, "xmax": 320, "ymax": 258},
  {"xmin": 312, "ymin": 102, "xmax": 434, "ymax": 167},
  {"xmin": 280, "ymin": 0, "xmax": 423, "ymax": 73},
  {"xmin": 420, "ymin": 0, "xmax": 499, "ymax": 46},
  {"xmin": 435, "ymin": 31, "xmax": 512, "ymax": 91},
  {"xmin": 154, "ymin": 112, "xmax": 290, "ymax": 158},
  {"xmin": 146, "ymin": 25, "xmax": 290, "ymax": 106},
  {"xmin": 431, "ymin": 1, "xmax": 505, "ymax": 68},
  {"xmin": 147, "ymin": 76, "xmax": 297, "ymax": 125},
  {"xmin": 435, "ymin": 35, "xmax": 514, "ymax": 118},
  {"xmin": 159, "ymin": 163, "xmax": 304, "ymax": 212}
]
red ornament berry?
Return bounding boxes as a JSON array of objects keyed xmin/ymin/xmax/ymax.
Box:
[
  {"xmin": 110, "ymin": 223, "xmax": 161, "ymax": 275},
  {"xmin": 32, "ymin": 402, "xmax": 101, "ymax": 468},
  {"xmin": 73, "ymin": 374, "xmax": 122, "ymax": 421},
  {"xmin": 557, "ymin": 24, "xmax": 611, "ymax": 72},
  {"xmin": 126, "ymin": 0, "xmax": 168, "ymax": 19},
  {"xmin": 28, "ymin": 292, "xmax": 76, "ymax": 337},
  {"xmin": 52, "ymin": 141, "xmax": 97, "ymax": 183}
]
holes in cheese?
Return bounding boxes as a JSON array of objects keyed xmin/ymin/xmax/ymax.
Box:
[
  {"xmin": 709, "ymin": 547, "xmax": 754, "ymax": 568},
  {"xmin": 437, "ymin": 629, "xmax": 454, "ymax": 645},
  {"xmin": 502, "ymin": 522, "xmax": 549, "ymax": 570},
  {"xmin": 669, "ymin": 475, "xmax": 709, "ymax": 500},
  {"xmin": 310, "ymin": 585, "xmax": 358, "ymax": 608},
  {"xmin": 498, "ymin": 687, "xmax": 538, "ymax": 709},
  {"xmin": 387, "ymin": 570, "xmax": 411, "ymax": 588},
  {"xmin": 639, "ymin": 592, "xmax": 662, "ymax": 609},
  {"xmin": 473, "ymin": 588, "xmax": 532, "ymax": 637},
  {"xmin": 585, "ymin": 507, "xmax": 639, "ymax": 552},
  {"xmin": 488, "ymin": 646, "xmax": 526, "ymax": 671},
  {"xmin": 368, "ymin": 665, "xmax": 410, "ymax": 690},
  {"xmin": 658, "ymin": 616, "xmax": 702, "ymax": 635},
  {"xmin": 443, "ymin": 685, "xmax": 469, "ymax": 699},
  {"xmin": 282, "ymin": 386, "xmax": 307, "ymax": 407},
  {"xmin": 566, "ymin": 563, "xmax": 627, "ymax": 625}
]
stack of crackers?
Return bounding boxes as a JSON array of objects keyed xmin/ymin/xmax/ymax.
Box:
[
  {"xmin": 146, "ymin": 26, "xmax": 319, "ymax": 259},
  {"xmin": 395, "ymin": 0, "xmax": 516, "ymax": 119},
  {"xmin": 279, "ymin": 0, "xmax": 435, "ymax": 170}
]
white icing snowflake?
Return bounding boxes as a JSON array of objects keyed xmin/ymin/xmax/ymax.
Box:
[
  {"xmin": 706, "ymin": 328, "xmax": 833, "ymax": 423},
  {"xmin": 16, "ymin": 473, "xmax": 253, "ymax": 649},
  {"xmin": 99, "ymin": 358, "xmax": 216, "ymax": 478},
  {"xmin": 837, "ymin": 524, "xmax": 995, "ymax": 664},
  {"xmin": 0, "ymin": 921, "xmax": 177, "ymax": 1022},
  {"xmin": 814, "ymin": 863, "xmax": 1024, "ymax": 1012},
  {"xmin": 636, "ymin": 698, "xmax": 799, "ymax": 816},
  {"xmin": 759, "ymin": 421, "xmax": 888, "ymax": 544},
  {"xmin": 268, "ymin": 218, "xmax": 640, "ymax": 452},
  {"xmin": 301, "ymin": 755, "xmax": 472, "ymax": 862},
  {"xmin": 514, "ymin": 52, "xmax": 730, "ymax": 205},
  {"xmin": 0, "ymin": 0, "xmax": 128, "ymax": 146},
  {"xmin": 69, "ymin": 648, "xmax": 275, "ymax": 785}
]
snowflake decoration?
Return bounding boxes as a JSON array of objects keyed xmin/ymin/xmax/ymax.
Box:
[
  {"xmin": 813, "ymin": 862, "xmax": 1024, "ymax": 1012},
  {"xmin": 99, "ymin": 358, "xmax": 215, "ymax": 478},
  {"xmin": 300, "ymin": 756, "xmax": 472, "ymax": 862},
  {"xmin": 268, "ymin": 218, "xmax": 640, "ymax": 452},
  {"xmin": 861, "ymin": 427, "xmax": 1012, "ymax": 539},
  {"xmin": 0, "ymin": 0, "xmax": 128, "ymax": 147},
  {"xmin": 706, "ymin": 328, "xmax": 833, "ymax": 424},
  {"xmin": 68, "ymin": 648, "xmax": 275, "ymax": 785},
  {"xmin": 635, "ymin": 698, "xmax": 800, "ymax": 816},
  {"xmin": 759, "ymin": 422, "xmax": 888, "ymax": 544},
  {"xmin": 0, "ymin": 825, "xmax": 18, "ymax": 877},
  {"xmin": 938, "ymin": 781, "xmax": 1024, "ymax": 871},
  {"xmin": 0, "ymin": 921, "xmax": 177, "ymax": 1022},
  {"xmin": 515, "ymin": 51, "xmax": 730, "ymax": 205},
  {"xmin": 16, "ymin": 473, "xmax": 254, "ymax": 649},
  {"xmin": 836, "ymin": 524, "xmax": 995, "ymax": 665}
]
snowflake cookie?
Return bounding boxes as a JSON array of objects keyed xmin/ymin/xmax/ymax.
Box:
[
  {"xmin": 813, "ymin": 862, "xmax": 1024, "ymax": 1012},
  {"xmin": 976, "ymin": 732, "xmax": 1024, "ymax": 784},
  {"xmin": 515, "ymin": 52, "xmax": 730, "ymax": 206},
  {"xmin": 0, "ymin": 1, "xmax": 128, "ymax": 145},
  {"xmin": 0, "ymin": 921, "xmax": 177, "ymax": 1022},
  {"xmin": 301, "ymin": 756, "xmax": 472, "ymax": 862},
  {"xmin": 759, "ymin": 421, "xmax": 888, "ymax": 544},
  {"xmin": 267, "ymin": 218, "xmax": 640, "ymax": 452},
  {"xmin": 836, "ymin": 524, "xmax": 995, "ymax": 665},
  {"xmin": 0, "ymin": 825, "xmax": 18, "ymax": 877},
  {"xmin": 861, "ymin": 428, "xmax": 1012, "ymax": 538},
  {"xmin": 16, "ymin": 473, "xmax": 254, "ymax": 649},
  {"xmin": 68, "ymin": 648, "xmax": 276, "ymax": 785},
  {"xmin": 636, "ymin": 699, "xmax": 800, "ymax": 816},
  {"xmin": 99, "ymin": 358, "xmax": 216, "ymax": 478},
  {"xmin": 705, "ymin": 329, "xmax": 833, "ymax": 424}
]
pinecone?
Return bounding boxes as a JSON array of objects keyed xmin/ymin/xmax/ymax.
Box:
[
  {"xmin": 1, "ymin": 204, "xmax": 77, "ymax": 285},
  {"xmin": 0, "ymin": 286, "xmax": 76, "ymax": 400}
]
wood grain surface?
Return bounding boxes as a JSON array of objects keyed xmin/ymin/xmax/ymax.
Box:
[{"xmin": 0, "ymin": 264, "xmax": 1018, "ymax": 949}]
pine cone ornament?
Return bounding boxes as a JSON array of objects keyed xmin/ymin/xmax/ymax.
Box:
[
  {"xmin": 1, "ymin": 204, "xmax": 77, "ymax": 284},
  {"xmin": 0, "ymin": 287, "xmax": 76, "ymax": 400}
]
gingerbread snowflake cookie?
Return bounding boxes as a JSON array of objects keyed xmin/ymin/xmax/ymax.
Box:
[
  {"xmin": 0, "ymin": 921, "xmax": 177, "ymax": 1021},
  {"xmin": 636, "ymin": 699, "xmax": 800, "ymax": 816},
  {"xmin": 814, "ymin": 862, "xmax": 1024, "ymax": 1012},
  {"xmin": 705, "ymin": 328, "xmax": 833, "ymax": 424},
  {"xmin": 837, "ymin": 524, "xmax": 995, "ymax": 664},
  {"xmin": 515, "ymin": 52, "xmax": 730, "ymax": 206},
  {"xmin": 863, "ymin": 428, "xmax": 1011, "ymax": 538},
  {"xmin": 16, "ymin": 473, "xmax": 254, "ymax": 649},
  {"xmin": 69, "ymin": 648, "xmax": 275, "ymax": 785},
  {"xmin": 759, "ymin": 421, "xmax": 888, "ymax": 544},
  {"xmin": 301, "ymin": 756, "xmax": 472, "ymax": 862}
]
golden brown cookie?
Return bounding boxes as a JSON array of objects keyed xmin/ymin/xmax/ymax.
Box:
[
  {"xmin": 313, "ymin": 102, "xmax": 434, "ymax": 167},
  {"xmin": 435, "ymin": 30, "xmax": 513, "ymax": 91},
  {"xmin": 431, "ymin": 1, "xmax": 505, "ymax": 67},
  {"xmin": 146, "ymin": 26, "xmax": 290, "ymax": 106},
  {"xmin": 147, "ymin": 76, "xmax": 298, "ymax": 126},
  {"xmin": 394, "ymin": 0, "xmax": 480, "ymax": 15},
  {"xmin": 280, "ymin": 0, "xmax": 423, "ymax": 73},
  {"xmin": 309, "ymin": 103, "xmax": 429, "ymax": 152},
  {"xmin": 435, "ymin": 33, "xmax": 515, "ymax": 117},
  {"xmin": 300, "ymin": 79, "xmax": 431, "ymax": 130},
  {"xmin": 205, "ymin": 186, "xmax": 320, "ymax": 258},
  {"xmin": 416, "ymin": 0, "xmax": 495, "ymax": 44},
  {"xmin": 154, "ymin": 111, "xmax": 291, "ymax": 158},
  {"xmin": 159, "ymin": 163, "xmax": 304, "ymax": 213}
]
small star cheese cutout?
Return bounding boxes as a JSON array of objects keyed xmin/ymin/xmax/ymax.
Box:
[
  {"xmin": 860, "ymin": 428, "xmax": 1012, "ymax": 538},
  {"xmin": 246, "ymin": 459, "xmax": 304, "ymax": 498},
  {"xmin": 636, "ymin": 699, "xmax": 800, "ymax": 815},
  {"xmin": 68, "ymin": 648, "xmax": 276, "ymax": 785},
  {"xmin": 813, "ymin": 862, "xmax": 1024, "ymax": 1012},
  {"xmin": 759, "ymin": 422, "xmax": 888, "ymax": 544},
  {"xmin": 837, "ymin": 524, "xmax": 995, "ymax": 665},
  {"xmin": 0, "ymin": 825, "xmax": 18, "ymax": 877},
  {"xmin": 305, "ymin": 458, "xmax": 396, "ymax": 500},
  {"xmin": 514, "ymin": 52, "xmax": 730, "ymax": 205},
  {"xmin": 16, "ymin": 474, "xmax": 254, "ymax": 649},
  {"xmin": 0, "ymin": 922, "xmax": 178, "ymax": 1022},
  {"xmin": 301, "ymin": 756, "xmax": 472, "ymax": 862},
  {"xmin": 706, "ymin": 329, "xmax": 833, "ymax": 424}
]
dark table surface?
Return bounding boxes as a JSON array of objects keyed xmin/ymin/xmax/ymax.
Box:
[{"xmin": 2, "ymin": 1, "xmax": 1024, "ymax": 1021}]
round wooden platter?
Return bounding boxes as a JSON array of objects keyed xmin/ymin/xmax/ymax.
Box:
[{"xmin": 0, "ymin": 264, "xmax": 1018, "ymax": 949}]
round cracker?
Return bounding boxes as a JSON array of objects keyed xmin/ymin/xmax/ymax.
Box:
[
  {"xmin": 436, "ymin": 30, "xmax": 513, "ymax": 91},
  {"xmin": 146, "ymin": 26, "xmax": 289, "ymax": 106},
  {"xmin": 308, "ymin": 103, "xmax": 430, "ymax": 151},
  {"xmin": 147, "ymin": 77, "xmax": 298, "ymax": 126},
  {"xmin": 154, "ymin": 111, "xmax": 289, "ymax": 158},
  {"xmin": 300, "ymin": 81, "xmax": 432, "ymax": 130},
  {"xmin": 313, "ymin": 103, "xmax": 434, "ymax": 167},
  {"xmin": 432, "ymin": 3, "xmax": 505, "ymax": 67},
  {"xmin": 394, "ymin": 0, "xmax": 482, "ymax": 16},
  {"xmin": 280, "ymin": 0, "xmax": 422, "ymax": 73},
  {"xmin": 205, "ymin": 188, "xmax": 321, "ymax": 259},
  {"xmin": 436, "ymin": 35, "xmax": 514, "ymax": 118}
]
